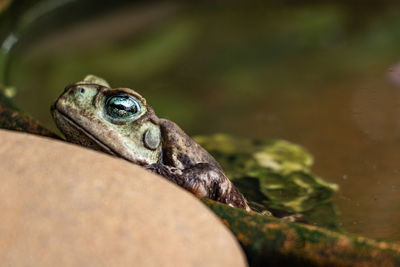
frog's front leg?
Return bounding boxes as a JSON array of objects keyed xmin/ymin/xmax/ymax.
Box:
[{"xmin": 146, "ymin": 163, "xmax": 251, "ymax": 211}]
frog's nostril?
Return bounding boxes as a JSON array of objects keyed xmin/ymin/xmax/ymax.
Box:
[{"xmin": 79, "ymin": 88, "xmax": 85, "ymax": 94}]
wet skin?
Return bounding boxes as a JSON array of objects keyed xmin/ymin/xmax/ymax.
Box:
[{"xmin": 51, "ymin": 75, "xmax": 250, "ymax": 211}]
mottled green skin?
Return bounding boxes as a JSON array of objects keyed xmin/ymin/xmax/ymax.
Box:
[
  {"xmin": 203, "ymin": 199, "xmax": 400, "ymax": 267},
  {"xmin": 195, "ymin": 134, "xmax": 340, "ymax": 229},
  {"xmin": 51, "ymin": 75, "xmax": 162, "ymax": 165}
]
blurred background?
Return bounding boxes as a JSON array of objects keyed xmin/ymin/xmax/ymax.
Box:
[{"xmin": 2, "ymin": 0, "xmax": 400, "ymax": 241}]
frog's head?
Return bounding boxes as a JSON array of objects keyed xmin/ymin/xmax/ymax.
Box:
[{"xmin": 51, "ymin": 75, "xmax": 162, "ymax": 165}]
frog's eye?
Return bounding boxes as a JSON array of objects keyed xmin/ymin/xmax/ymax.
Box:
[{"xmin": 105, "ymin": 94, "xmax": 141, "ymax": 121}]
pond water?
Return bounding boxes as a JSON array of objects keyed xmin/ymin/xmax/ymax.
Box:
[{"xmin": 4, "ymin": 1, "xmax": 400, "ymax": 241}]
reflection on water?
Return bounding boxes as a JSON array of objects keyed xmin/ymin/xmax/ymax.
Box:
[{"xmin": 7, "ymin": 1, "xmax": 400, "ymax": 240}]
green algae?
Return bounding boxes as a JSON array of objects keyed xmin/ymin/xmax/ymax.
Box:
[
  {"xmin": 203, "ymin": 199, "xmax": 400, "ymax": 267},
  {"xmin": 195, "ymin": 134, "xmax": 340, "ymax": 230}
]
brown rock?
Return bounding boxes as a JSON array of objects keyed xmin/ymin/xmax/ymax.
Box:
[{"xmin": 0, "ymin": 129, "xmax": 247, "ymax": 267}]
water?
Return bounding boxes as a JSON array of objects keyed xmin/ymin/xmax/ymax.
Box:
[{"xmin": 5, "ymin": 1, "xmax": 400, "ymax": 241}]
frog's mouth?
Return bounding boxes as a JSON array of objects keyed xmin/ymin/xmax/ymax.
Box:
[{"xmin": 51, "ymin": 108, "xmax": 119, "ymax": 157}]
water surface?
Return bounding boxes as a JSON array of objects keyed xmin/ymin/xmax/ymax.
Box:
[{"xmin": 7, "ymin": 1, "xmax": 400, "ymax": 240}]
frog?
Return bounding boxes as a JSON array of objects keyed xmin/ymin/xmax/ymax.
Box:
[{"xmin": 51, "ymin": 75, "xmax": 250, "ymax": 211}]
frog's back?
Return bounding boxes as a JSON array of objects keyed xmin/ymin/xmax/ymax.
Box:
[{"xmin": 159, "ymin": 119, "xmax": 222, "ymax": 170}]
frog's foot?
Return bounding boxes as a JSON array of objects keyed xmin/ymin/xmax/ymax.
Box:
[
  {"xmin": 144, "ymin": 163, "xmax": 251, "ymax": 211},
  {"xmin": 144, "ymin": 163, "xmax": 185, "ymax": 185},
  {"xmin": 144, "ymin": 163, "xmax": 163, "ymax": 174}
]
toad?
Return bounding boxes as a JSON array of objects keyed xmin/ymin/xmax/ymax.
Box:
[{"xmin": 51, "ymin": 75, "xmax": 250, "ymax": 211}]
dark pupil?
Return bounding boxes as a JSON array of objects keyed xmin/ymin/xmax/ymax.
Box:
[{"xmin": 106, "ymin": 95, "xmax": 139, "ymax": 119}]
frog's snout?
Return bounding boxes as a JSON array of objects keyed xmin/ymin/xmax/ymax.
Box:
[
  {"xmin": 50, "ymin": 102, "xmax": 56, "ymax": 112},
  {"xmin": 50, "ymin": 97, "xmax": 60, "ymax": 114}
]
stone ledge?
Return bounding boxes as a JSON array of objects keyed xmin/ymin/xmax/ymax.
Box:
[{"xmin": 0, "ymin": 129, "xmax": 247, "ymax": 267}]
